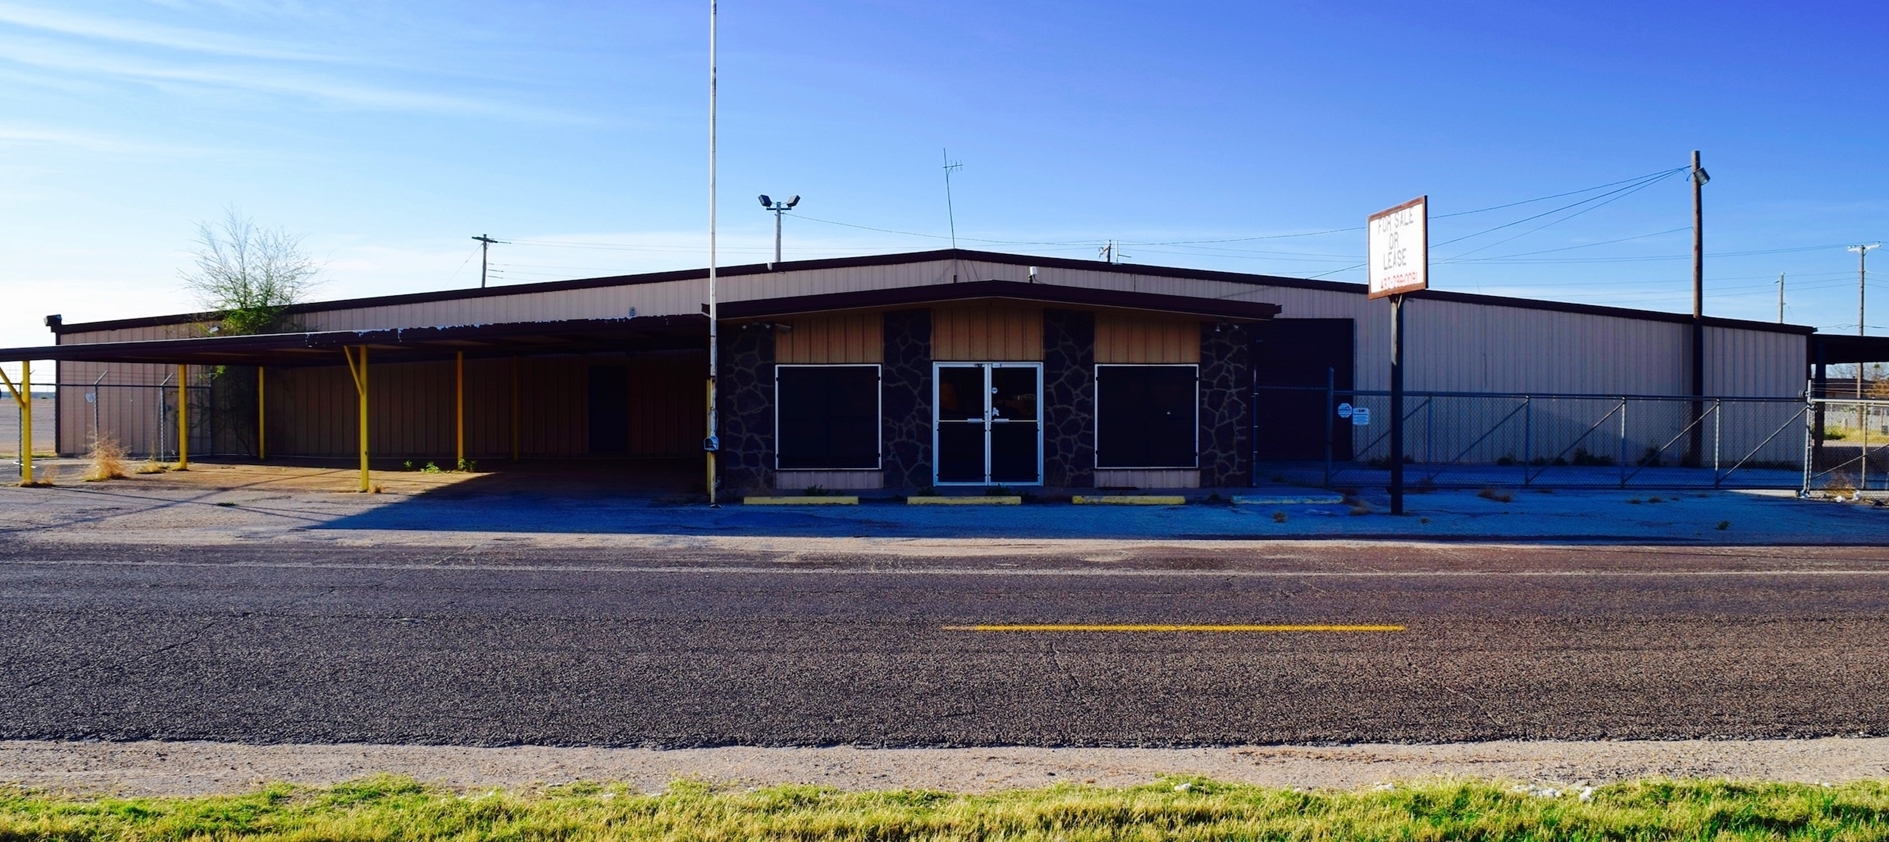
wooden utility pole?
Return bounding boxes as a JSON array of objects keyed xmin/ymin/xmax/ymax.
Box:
[
  {"xmin": 1688, "ymin": 151, "xmax": 1708, "ymax": 467},
  {"xmin": 1850, "ymin": 244, "xmax": 1879, "ymax": 419},
  {"xmin": 473, "ymin": 235, "xmax": 500, "ymax": 289}
]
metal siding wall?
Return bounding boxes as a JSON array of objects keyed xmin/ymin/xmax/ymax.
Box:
[
  {"xmin": 626, "ymin": 350, "xmax": 706, "ymax": 456},
  {"xmin": 463, "ymin": 357, "xmax": 512, "ymax": 458},
  {"xmin": 516, "ymin": 356, "xmax": 586, "ymax": 455},
  {"xmin": 269, "ymin": 364, "xmax": 353, "ymax": 457},
  {"xmin": 775, "ymin": 313, "xmax": 884, "ymax": 363},
  {"xmin": 932, "ymin": 303, "xmax": 1044, "ymax": 361},
  {"xmin": 1094, "ymin": 312, "xmax": 1201, "ymax": 363},
  {"xmin": 1706, "ymin": 326, "xmax": 1806, "ymax": 397},
  {"xmin": 365, "ymin": 360, "xmax": 454, "ymax": 457},
  {"xmin": 50, "ymin": 259, "xmax": 1813, "ymax": 460}
]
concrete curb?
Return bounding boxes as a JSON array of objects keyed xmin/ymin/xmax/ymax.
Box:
[
  {"xmin": 1233, "ymin": 494, "xmax": 1347, "ymax": 505},
  {"xmin": 742, "ymin": 496, "xmax": 859, "ymax": 505},
  {"xmin": 1071, "ymin": 495, "xmax": 1188, "ymax": 505},
  {"xmin": 907, "ymin": 496, "xmax": 1022, "ymax": 505}
]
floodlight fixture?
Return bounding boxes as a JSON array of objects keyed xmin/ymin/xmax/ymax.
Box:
[{"xmin": 760, "ymin": 193, "xmax": 803, "ymax": 267}]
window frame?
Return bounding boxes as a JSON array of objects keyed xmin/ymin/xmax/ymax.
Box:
[
  {"xmin": 1092, "ymin": 363, "xmax": 1200, "ymax": 470},
  {"xmin": 773, "ymin": 363, "xmax": 883, "ymax": 471}
]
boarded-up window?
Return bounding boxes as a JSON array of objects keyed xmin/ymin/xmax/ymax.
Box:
[
  {"xmin": 776, "ymin": 365, "xmax": 880, "ymax": 470},
  {"xmin": 1096, "ymin": 365, "xmax": 1197, "ymax": 469}
]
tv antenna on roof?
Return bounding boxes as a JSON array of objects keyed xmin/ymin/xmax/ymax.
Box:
[{"xmin": 942, "ymin": 149, "xmax": 962, "ymax": 249}]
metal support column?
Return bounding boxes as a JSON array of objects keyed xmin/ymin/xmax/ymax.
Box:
[
  {"xmin": 1389, "ymin": 295, "xmax": 1405, "ymax": 515},
  {"xmin": 176, "ymin": 364, "xmax": 189, "ymax": 470},
  {"xmin": 2, "ymin": 361, "xmax": 32, "ymax": 485},
  {"xmin": 454, "ymin": 352, "xmax": 465, "ymax": 469},
  {"xmin": 343, "ymin": 346, "xmax": 370, "ymax": 492},
  {"xmin": 257, "ymin": 367, "xmax": 267, "ymax": 461},
  {"xmin": 510, "ymin": 356, "xmax": 521, "ymax": 461}
]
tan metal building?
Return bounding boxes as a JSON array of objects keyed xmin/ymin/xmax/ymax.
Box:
[{"xmin": 11, "ymin": 249, "xmax": 1816, "ymax": 492}]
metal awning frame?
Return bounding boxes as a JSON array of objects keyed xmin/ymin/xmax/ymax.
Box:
[{"xmin": 0, "ymin": 315, "xmax": 710, "ymax": 368}]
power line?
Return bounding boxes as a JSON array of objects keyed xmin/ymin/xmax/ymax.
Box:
[{"xmin": 1433, "ymin": 169, "xmax": 1682, "ymax": 254}]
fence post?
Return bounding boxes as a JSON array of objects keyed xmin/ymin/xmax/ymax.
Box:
[
  {"xmin": 1523, "ymin": 396, "xmax": 1532, "ymax": 487},
  {"xmin": 1618, "ymin": 396, "xmax": 1628, "ymax": 488},
  {"xmin": 1802, "ymin": 385, "xmax": 1814, "ymax": 497},
  {"xmin": 1712, "ymin": 398, "xmax": 1722, "ymax": 487},
  {"xmin": 1426, "ymin": 397, "xmax": 1435, "ymax": 464}
]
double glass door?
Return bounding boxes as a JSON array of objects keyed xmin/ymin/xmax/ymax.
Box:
[{"xmin": 934, "ymin": 362, "xmax": 1042, "ymax": 485}]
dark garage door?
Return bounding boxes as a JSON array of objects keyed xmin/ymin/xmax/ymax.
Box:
[{"xmin": 1252, "ymin": 319, "xmax": 1353, "ymax": 461}]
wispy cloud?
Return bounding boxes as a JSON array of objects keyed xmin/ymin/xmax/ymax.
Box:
[
  {"xmin": 0, "ymin": 124, "xmax": 222, "ymax": 156},
  {"xmin": 0, "ymin": 33, "xmax": 577, "ymax": 120},
  {"xmin": 0, "ymin": 3, "xmax": 587, "ymax": 122},
  {"xmin": 0, "ymin": 1, "xmax": 346, "ymax": 63}
]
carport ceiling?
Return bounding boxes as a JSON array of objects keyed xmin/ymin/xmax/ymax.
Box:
[
  {"xmin": 1811, "ymin": 333, "xmax": 1889, "ymax": 366},
  {"xmin": 0, "ymin": 315, "xmax": 709, "ymax": 367}
]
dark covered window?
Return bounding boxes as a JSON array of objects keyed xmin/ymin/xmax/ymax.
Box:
[
  {"xmin": 775, "ymin": 365, "xmax": 880, "ymax": 469},
  {"xmin": 1095, "ymin": 365, "xmax": 1197, "ymax": 469}
]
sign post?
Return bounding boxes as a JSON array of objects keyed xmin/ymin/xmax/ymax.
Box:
[{"xmin": 1368, "ymin": 196, "xmax": 1428, "ymax": 516}]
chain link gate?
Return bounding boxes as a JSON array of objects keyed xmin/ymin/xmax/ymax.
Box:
[{"xmin": 1254, "ymin": 387, "xmax": 1811, "ymax": 491}]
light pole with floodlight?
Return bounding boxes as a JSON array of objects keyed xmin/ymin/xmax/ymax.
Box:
[{"xmin": 759, "ymin": 194, "xmax": 800, "ymax": 266}]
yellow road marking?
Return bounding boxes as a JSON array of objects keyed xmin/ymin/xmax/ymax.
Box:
[{"xmin": 942, "ymin": 623, "xmax": 1405, "ymax": 633}]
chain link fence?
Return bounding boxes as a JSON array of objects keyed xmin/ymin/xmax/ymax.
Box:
[
  {"xmin": 7, "ymin": 380, "xmax": 226, "ymax": 481},
  {"xmin": 1807, "ymin": 397, "xmax": 1889, "ymax": 495},
  {"xmin": 1256, "ymin": 387, "xmax": 1812, "ymax": 491}
]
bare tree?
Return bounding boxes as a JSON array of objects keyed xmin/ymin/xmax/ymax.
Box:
[
  {"xmin": 181, "ymin": 208, "xmax": 320, "ymax": 336},
  {"xmin": 179, "ymin": 208, "xmax": 321, "ymax": 458}
]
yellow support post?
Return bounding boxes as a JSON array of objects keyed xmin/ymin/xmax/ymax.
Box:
[
  {"xmin": 257, "ymin": 366, "xmax": 267, "ymax": 462},
  {"xmin": 454, "ymin": 352, "xmax": 465, "ymax": 469},
  {"xmin": 510, "ymin": 356, "xmax": 520, "ymax": 461},
  {"xmin": 176, "ymin": 363, "xmax": 188, "ymax": 470},
  {"xmin": 344, "ymin": 346, "xmax": 370, "ymax": 492},
  {"xmin": 2, "ymin": 361, "xmax": 33, "ymax": 485}
]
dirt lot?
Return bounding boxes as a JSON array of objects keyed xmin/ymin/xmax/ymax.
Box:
[{"xmin": 5, "ymin": 738, "xmax": 1889, "ymax": 797}]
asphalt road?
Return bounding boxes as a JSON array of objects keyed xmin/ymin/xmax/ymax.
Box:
[{"xmin": 4, "ymin": 540, "xmax": 1888, "ymax": 747}]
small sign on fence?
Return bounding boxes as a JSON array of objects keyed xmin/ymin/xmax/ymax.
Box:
[
  {"xmin": 1337, "ymin": 402, "xmax": 1354, "ymax": 419},
  {"xmin": 1352, "ymin": 406, "xmax": 1371, "ymax": 426}
]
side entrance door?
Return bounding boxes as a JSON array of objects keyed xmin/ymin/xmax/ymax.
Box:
[{"xmin": 934, "ymin": 362, "xmax": 1042, "ymax": 486}]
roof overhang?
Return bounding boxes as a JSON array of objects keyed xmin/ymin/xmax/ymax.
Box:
[
  {"xmin": 1810, "ymin": 333, "xmax": 1889, "ymax": 366},
  {"xmin": 0, "ymin": 316, "xmax": 708, "ymax": 367},
  {"xmin": 721, "ymin": 279, "xmax": 1281, "ymax": 321}
]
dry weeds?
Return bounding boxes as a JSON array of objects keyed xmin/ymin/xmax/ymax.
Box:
[{"xmin": 82, "ymin": 437, "xmax": 128, "ymax": 482}]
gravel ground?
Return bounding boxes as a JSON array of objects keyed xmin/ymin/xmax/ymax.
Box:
[{"xmin": 6, "ymin": 738, "xmax": 1889, "ymax": 797}]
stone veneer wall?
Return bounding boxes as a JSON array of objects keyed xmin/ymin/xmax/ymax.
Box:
[
  {"xmin": 716, "ymin": 325, "xmax": 775, "ymax": 495},
  {"xmin": 1199, "ymin": 322, "xmax": 1252, "ymax": 488},
  {"xmin": 881, "ymin": 310, "xmax": 932, "ymax": 489},
  {"xmin": 1042, "ymin": 309, "xmax": 1096, "ymax": 488}
]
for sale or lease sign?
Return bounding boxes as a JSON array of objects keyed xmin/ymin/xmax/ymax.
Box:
[{"xmin": 1368, "ymin": 196, "xmax": 1428, "ymax": 300}]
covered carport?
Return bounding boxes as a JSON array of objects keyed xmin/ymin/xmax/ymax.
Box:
[{"xmin": 0, "ymin": 315, "xmax": 707, "ymax": 490}]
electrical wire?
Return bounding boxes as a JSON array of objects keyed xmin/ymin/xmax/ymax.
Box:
[{"xmin": 1432, "ymin": 169, "xmax": 1682, "ymax": 255}]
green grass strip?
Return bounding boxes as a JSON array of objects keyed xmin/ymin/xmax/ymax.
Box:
[{"xmin": 4, "ymin": 775, "xmax": 1889, "ymax": 841}]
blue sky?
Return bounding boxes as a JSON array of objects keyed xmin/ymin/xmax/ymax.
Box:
[{"xmin": 2, "ymin": 0, "xmax": 1885, "ymax": 377}]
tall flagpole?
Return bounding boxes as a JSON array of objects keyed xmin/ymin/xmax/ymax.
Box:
[{"xmin": 704, "ymin": 0, "xmax": 720, "ymax": 506}]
